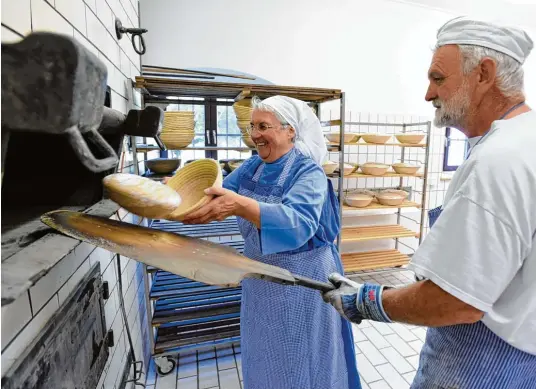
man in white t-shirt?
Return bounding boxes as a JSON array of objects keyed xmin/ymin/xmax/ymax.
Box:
[{"xmin": 324, "ymin": 16, "xmax": 536, "ymax": 388}]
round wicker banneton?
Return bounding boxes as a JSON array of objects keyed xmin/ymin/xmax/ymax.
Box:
[
  {"xmin": 161, "ymin": 111, "xmax": 195, "ymax": 149},
  {"xmin": 160, "ymin": 132, "xmax": 195, "ymax": 149},
  {"xmin": 166, "ymin": 158, "xmax": 223, "ymax": 221}
]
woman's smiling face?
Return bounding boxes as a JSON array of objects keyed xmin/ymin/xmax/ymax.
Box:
[{"xmin": 249, "ymin": 110, "xmax": 295, "ymax": 162}]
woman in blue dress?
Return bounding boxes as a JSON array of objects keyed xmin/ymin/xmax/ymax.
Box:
[{"xmin": 182, "ymin": 95, "xmax": 360, "ymax": 389}]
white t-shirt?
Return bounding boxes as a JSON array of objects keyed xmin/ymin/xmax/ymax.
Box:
[{"xmin": 408, "ymin": 110, "xmax": 536, "ymax": 355}]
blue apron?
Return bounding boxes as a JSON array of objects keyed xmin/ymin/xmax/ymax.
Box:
[
  {"xmin": 410, "ymin": 208, "xmax": 536, "ymax": 388},
  {"xmin": 236, "ymin": 150, "xmax": 360, "ymax": 389}
]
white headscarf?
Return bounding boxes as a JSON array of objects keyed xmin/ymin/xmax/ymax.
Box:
[
  {"xmin": 260, "ymin": 96, "xmax": 328, "ymax": 166},
  {"xmin": 436, "ymin": 16, "xmax": 533, "ymax": 64}
]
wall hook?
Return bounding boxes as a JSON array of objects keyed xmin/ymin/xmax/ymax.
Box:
[{"xmin": 115, "ymin": 18, "xmax": 148, "ymax": 55}]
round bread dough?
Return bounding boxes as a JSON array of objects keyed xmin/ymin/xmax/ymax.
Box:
[{"xmin": 103, "ymin": 173, "xmax": 182, "ymax": 219}]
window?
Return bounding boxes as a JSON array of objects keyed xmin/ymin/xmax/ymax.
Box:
[
  {"xmin": 216, "ymin": 102, "xmax": 252, "ymax": 160},
  {"xmin": 443, "ymin": 127, "xmax": 469, "ymax": 171},
  {"xmin": 157, "ymin": 98, "xmax": 253, "ymax": 162},
  {"xmin": 165, "ymin": 101, "xmax": 207, "ymax": 163}
]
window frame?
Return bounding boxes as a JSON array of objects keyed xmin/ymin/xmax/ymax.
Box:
[
  {"xmin": 159, "ymin": 97, "xmax": 256, "ymax": 160},
  {"xmin": 443, "ymin": 127, "xmax": 469, "ymax": 171}
]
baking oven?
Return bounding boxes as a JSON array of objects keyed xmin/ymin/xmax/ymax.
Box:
[{"xmin": 1, "ymin": 31, "xmax": 162, "ymax": 387}]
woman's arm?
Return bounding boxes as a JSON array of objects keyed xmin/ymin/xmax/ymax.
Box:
[
  {"xmin": 182, "ymin": 187, "xmax": 261, "ymax": 227},
  {"xmin": 182, "ymin": 162, "xmax": 328, "ymax": 255},
  {"xmin": 257, "ymin": 165, "xmax": 326, "ymax": 255}
]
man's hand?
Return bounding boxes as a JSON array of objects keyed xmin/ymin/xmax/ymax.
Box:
[
  {"xmin": 181, "ymin": 187, "xmax": 244, "ymax": 224},
  {"xmin": 323, "ymin": 273, "xmax": 364, "ymax": 323},
  {"xmin": 323, "ymin": 273, "xmax": 392, "ymax": 324}
]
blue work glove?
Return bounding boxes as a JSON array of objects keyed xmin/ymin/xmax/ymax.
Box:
[{"xmin": 322, "ymin": 273, "xmax": 392, "ymax": 324}]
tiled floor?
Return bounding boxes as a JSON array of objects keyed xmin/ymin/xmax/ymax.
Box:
[{"xmin": 146, "ymin": 269, "xmax": 422, "ymax": 389}]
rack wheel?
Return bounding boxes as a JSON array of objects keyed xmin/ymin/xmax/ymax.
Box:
[{"xmin": 155, "ymin": 356, "xmax": 176, "ymax": 376}]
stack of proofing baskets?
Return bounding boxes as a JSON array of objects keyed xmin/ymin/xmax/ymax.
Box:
[
  {"xmin": 232, "ymin": 99, "xmax": 255, "ymax": 148},
  {"xmin": 160, "ymin": 111, "xmax": 196, "ymax": 149}
]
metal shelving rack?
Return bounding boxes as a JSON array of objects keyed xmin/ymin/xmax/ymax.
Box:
[
  {"xmin": 327, "ymin": 120, "xmax": 432, "ymax": 273},
  {"xmin": 131, "ymin": 75, "xmax": 346, "ymax": 375}
]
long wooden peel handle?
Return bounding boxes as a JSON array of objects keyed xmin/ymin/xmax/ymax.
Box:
[{"xmin": 293, "ymin": 275, "xmax": 335, "ymax": 293}]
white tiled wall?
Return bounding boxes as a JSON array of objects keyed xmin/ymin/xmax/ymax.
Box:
[{"xmin": 1, "ymin": 1, "xmax": 151, "ymax": 388}]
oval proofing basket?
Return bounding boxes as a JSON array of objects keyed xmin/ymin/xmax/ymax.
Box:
[{"xmin": 166, "ymin": 159, "xmax": 223, "ymax": 221}]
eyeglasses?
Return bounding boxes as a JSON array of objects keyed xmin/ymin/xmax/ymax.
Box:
[{"xmin": 245, "ymin": 122, "xmax": 288, "ymax": 135}]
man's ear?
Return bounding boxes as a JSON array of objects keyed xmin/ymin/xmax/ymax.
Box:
[{"xmin": 476, "ymin": 57, "xmax": 497, "ymax": 95}]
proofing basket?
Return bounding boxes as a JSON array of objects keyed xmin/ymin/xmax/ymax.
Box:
[
  {"xmin": 166, "ymin": 159, "xmax": 223, "ymax": 221},
  {"xmin": 161, "ymin": 111, "xmax": 196, "ymax": 149}
]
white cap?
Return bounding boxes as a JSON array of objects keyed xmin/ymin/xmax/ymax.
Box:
[{"xmin": 436, "ymin": 16, "xmax": 533, "ymax": 64}]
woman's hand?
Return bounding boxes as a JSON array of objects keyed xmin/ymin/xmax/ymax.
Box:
[{"xmin": 182, "ymin": 187, "xmax": 256, "ymax": 225}]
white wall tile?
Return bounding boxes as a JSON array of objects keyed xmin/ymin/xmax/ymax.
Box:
[
  {"xmin": 84, "ymin": 0, "xmax": 96, "ymax": 13},
  {"xmin": 128, "ymin": 302, "xmax": 141, "ymax": 333},
  {"xmin": 104, "ymin": 31, "xmax": 122, "ymax": 66},
  {"xmin": 123, "ymin": 279, "xmax": 137, "ymax": 316},
  {"xmin": 1, "ymin": 293, "xmax": 32, "ymax": 350},
  {"xmin": 89, "ymin": 247, "xmax": 114, "ymax": 275},
  {"xmin": 108, "ymin": 0, "xmax": 129, "ymax": 27},
  {"xmin": 1, "ymin": 0, "xmax": 32, "ymax": 35},
  {"xmin": 94, "ymin": 0, "xmax": 114, "ymax": 35},
  {"xmin": 121, "ymin": 0, "xmax": 137, "ymax": 27},
  {"xmin": 102, "ymin": 256, "xmax": 118, "ymax": 293},
  {"xmin": 29, "ymin": 249, "xmax": 86, "ymax": 314},
  {"xmin": 73, "ymin": 29, "xmax": 100, "ymax": 57},
  {"xmin": 57, "ymin": 258, "xmax": 92, "ymax": 305},
  {"xmin": 118, "ymin": 208, "xmax": 128, "ymax": 220},
  {"xmin": 86, "ymin": 4, "xmax": 111, "ymax": 53},
  {"xmin": 75, "ymin": 242, "xmax": 96, "ymax": 262},
  {"xmin": 104, "ymin": 331, "xmax": 127, "ymax": 389},
  {"xmin": 119, "ymin": 49, "xmax": 131, "ymax": 78},
  {"xmin": 127, "ymin": 0, "xmax": 138, "ymax": 16},
  {"xmin": 111, "ymin": 90, "xmax": 128, "ymax": 113},
  {"xmin": 55, "ymin": 0, "xmax": 87, "ymax": 35},
  {"xmin": 125, "ymin": 259, "xmax": 138, "ymax": 288},
  {"xmin": 1, "ymin": 26, "xmax": 22, "ymax": 42},
  {"xmin": 104, "ymin": 286, "xmax": 118, "ymax": 331},
  {"xmin": 119, "ymin": 35, "xmax": 139, "ymax": 70},
  {"xmin": 130, "ymin": 61, "xmax": 140, "ymax": 81},
  {"xmin": 31, "ymin": 0, "xmax": 74, "ymax": 37},
  {"xmin": 1, "ymin": 295, "xmax": 59, "ymax": 376}
]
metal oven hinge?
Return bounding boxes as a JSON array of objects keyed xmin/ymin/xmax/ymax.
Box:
[
  {"xmin": 107, "ymin": 330, "xmax": 114, "ymax": 348},
  {"xmin": 102, "ymin": 281, "xmax": 110, "ymax": 300}
]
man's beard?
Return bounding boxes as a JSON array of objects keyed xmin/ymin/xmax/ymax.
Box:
[{"xmin": 433, "ymin": 81, "xmax": 471, "ymax": 128}]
